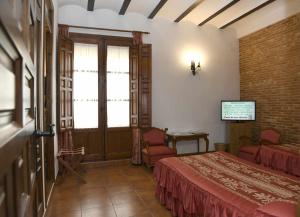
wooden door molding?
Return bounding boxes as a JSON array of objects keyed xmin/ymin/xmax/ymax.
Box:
[
  {"xmin": 130, "ymin": 45, "xmax": 139, "ymax": 127},
  {"xmin": 57, "ymin": 37, "xmax": 74, "ymax": 131},
  {"xmin": 0, "ymin": 0, "xmax": 43, "ymax": 217},
  {"xmin": 138, "ymin": 44, "xmax": 152, "ymax": 129}
]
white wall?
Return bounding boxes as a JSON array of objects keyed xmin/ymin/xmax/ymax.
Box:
[
  {"xmin": 58, "ymin": 6, "xmax": 240, "ymax": 153},
  {"xmin": 228, "ymin": 0, "xmax": 300, "ymax": 38}
]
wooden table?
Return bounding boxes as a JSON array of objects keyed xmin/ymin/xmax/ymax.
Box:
[{"xmin": 167, "ymin": 132, "xmax": 209, "ymax": 155}]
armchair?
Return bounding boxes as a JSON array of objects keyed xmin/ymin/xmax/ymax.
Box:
[
  {"xmin": 141, "ymin": 127, "xmax": 177, "ymax": 167},
  {"xmin": 238, "ymin": 128, "xmax": 281, "ymax": 163}
]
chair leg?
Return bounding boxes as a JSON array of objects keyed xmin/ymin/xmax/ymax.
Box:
[{"xmin": 57, "ymin": 157, "xmax": 86, "ymax": 184}]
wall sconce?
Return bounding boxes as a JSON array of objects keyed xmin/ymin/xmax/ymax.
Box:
[{"xmin": 191, "ymin": 60, "xmax": 200, "ymax": 76}]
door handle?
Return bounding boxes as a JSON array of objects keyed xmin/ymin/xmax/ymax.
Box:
[{"xmin": 34, "ymin": 124, "xmax": 55, "ymax": 137}]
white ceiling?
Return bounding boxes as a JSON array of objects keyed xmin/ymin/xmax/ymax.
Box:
[{"xmin": 58, "ymin": 0, "xmax": 299, "ymax": 29}]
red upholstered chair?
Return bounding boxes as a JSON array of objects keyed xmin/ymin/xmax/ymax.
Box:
[
  {"xmin": 141, "ymin": 128, "xmax": 177, "ymax": 167},
  {"xmin": 238, "ymin": 128, "xmax": 281, "ymax": 163}
]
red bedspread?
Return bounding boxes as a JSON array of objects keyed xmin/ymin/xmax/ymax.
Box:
[
  {"xmin": 257, "ymin": 144, "xmax": 300, "ymax": 177},
  {"xmin": 154, "ymin": 152, "xmax": 300, "ymax": 217}
]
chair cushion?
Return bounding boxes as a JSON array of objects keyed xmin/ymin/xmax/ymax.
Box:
[
  {"xmin": 239, "ymin": 145, "xmax": 260, "ymax": 155},
  {"xmin": 143, "ymin": 128, "xmax": 166, "ymax": 146},
  {"xmin": 142, "ymin": 146, "xmax": 176, "ymax": 156}
]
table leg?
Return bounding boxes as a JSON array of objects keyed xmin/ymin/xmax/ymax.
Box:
[
  {"xmin": 204, "ymin": 136, "xmax": 209, "ymax": 152},
  {"xmin": 197, "ymin": 139, "xmax": 200, "ymax": 153},
  {"xmin": 172, "ymin": 139, "xmax": 177, "ymax": 151}
]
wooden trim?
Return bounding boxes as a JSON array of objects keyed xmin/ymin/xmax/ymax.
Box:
[
  {"xmin": 87, "ymin": 0, "xmax": 95, "ymax": 11},
  {"xmin": 198, "ymin": 0, "xmax": 240, "ymax": 26},
  {"xmin": 174, "ymin": 0, "xmax": 204, "ymax": 23},
  {"xmin": 69, "ymin": 32, "xmax": 100, "ymax": 44},
  {"xmin": 69, "ymin": 32, "xmax": 133, "ymax": 46},
  {"xmin": 148, "ymin": 0, "xmax": 168, "ymax": 19},
  {"xmin": 73, "ymin": 128, "xmax": 99, "ymax": 133},
  {"xmin": 106, "ymin": 127, "xmax": 131, "ymax": 132},
  {"xmin": 59, "ymin": 24, "xmax": 150, "ymax": 34},
  {"xmin": 220, "ymin": 0, "xmax": 276, "ymax": 29},
  {"xmin": 119, "ymin": 0, "xmax": 131, "ymax": 15},
  {"xmin": 138, "ymin": 44, "xmax": 152, "ymax": 128}
]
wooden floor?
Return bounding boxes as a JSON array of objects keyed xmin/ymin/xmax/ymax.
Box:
[{"xmin": 46, "ymin": 162, "xmax": 172, "ymax": 217}]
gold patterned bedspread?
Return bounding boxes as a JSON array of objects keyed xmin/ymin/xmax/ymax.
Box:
[{"xmin": 179, "ymin": 152, "xmax": 300, "ymax": 205}]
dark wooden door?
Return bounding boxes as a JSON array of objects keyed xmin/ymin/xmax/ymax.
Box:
[
  {"xmin": 0, "ymin": 0, "xmax": 43, "ymax": 217},
  {"xmin": 43, "ymin": 0, "xmax": 55, "ymax": 202}
]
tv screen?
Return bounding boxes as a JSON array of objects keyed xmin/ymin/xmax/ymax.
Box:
[{"xmin": 221, "ymin": 101, "xmax": 256, "ymax": 121}]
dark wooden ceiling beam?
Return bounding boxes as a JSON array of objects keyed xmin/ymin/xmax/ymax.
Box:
[
  {"xmin": 148, "ymin": 0, "xmax": 168, "ymax": 19},
  {"xmin": 198, "ymin": 0, "xmax": 240, "ymax": 26},
  {"xmin": 119, "ymin": 0, "xmax": 131, "ymax": 15},
  {"xmin": 220, "ymin": 0, "xmax": 276, "ymax": 29},
  {"xmin": 174, "ymin": 0, "xmax": 204, "ymax": 23},
  {"xmin": 87, "ymin": 0, "xmax": 95, "ymax": 11}
]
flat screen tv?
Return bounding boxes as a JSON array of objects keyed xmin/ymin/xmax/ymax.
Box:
[{"xmin": 221, "ymin": 100, "xmax": 256, "ymax": 121}]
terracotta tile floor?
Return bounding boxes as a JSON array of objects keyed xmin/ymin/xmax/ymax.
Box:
[{"xmin": 46, "ymin": 162, "xmax": 172, "ymax": 217}]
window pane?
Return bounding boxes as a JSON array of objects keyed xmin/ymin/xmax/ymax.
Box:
[
  {"xmin": 107, "ymin": 101, "xmax": 129, "ymax": 128},
  {"xmin": 107, "ymin": 46, "xmax": 129, "ymax": 128},
  {"xmin": 73, "ymin": 43, "xmax": 98, "ymax": 129}
]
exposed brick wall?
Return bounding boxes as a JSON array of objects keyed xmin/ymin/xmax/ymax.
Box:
[{"xmin": 240, "ymin": 13, "xmax": 300, "ymax": 143}]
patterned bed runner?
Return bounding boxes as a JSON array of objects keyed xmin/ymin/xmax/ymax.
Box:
[{"xmin": 179, "ymin": 152, "xmax": 300, "ymax": 205}]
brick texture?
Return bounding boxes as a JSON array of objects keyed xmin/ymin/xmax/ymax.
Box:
[{"xmin": 240, "ymin": 13, "xmax": 300, "ymax": 143}]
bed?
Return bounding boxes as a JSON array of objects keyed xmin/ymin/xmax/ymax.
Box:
[
  {"xmin": 154, "ymin": 152, "xmax": 300, "ymax": 217},
  {"xmin": 256, "ymin": 144, "xmax": 300, "ymax": 177}
]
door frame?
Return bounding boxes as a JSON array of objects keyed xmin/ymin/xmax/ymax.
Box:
[{"xmin": 42, "ymin": 0, "xmax": 55, "ymax": 203}]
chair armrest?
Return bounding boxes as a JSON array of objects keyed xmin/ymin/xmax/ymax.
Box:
[{"xmin": 239, "ymin": 136, "xmax": 253, "ymax": 146}]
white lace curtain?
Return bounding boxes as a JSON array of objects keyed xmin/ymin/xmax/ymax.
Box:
[
  {"xmin": 73, "ymin": 43, "xmax": 98, "ymax": 129},
  {"xmin": 73, "ymin": 44, "xmax": 130, "ymax": 128},
  {"xmin": 106, "ymin": 46, "xmax": 130, "ymax": 128}
]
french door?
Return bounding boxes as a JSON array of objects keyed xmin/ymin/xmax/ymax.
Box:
[
  {"xmin": 58, "ymin": 32, "xmax": 152, "ymax": 161},
  {"xmin": 66, "ymin": 34, "xmax": 133, "ymax": 161}
]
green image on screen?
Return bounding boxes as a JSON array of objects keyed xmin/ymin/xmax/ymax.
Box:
[{"xmin": 222, "ymin": 101, "xmax": 255, "ymax": 120}]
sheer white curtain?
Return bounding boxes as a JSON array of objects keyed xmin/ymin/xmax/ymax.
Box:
[
  {"xmin": 106, "ymin": 46, "xmax": 130, "ymax": 128},
  {"xmin": 73, "ymin": 43, "xmax": 98, "ymax": 129}
]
